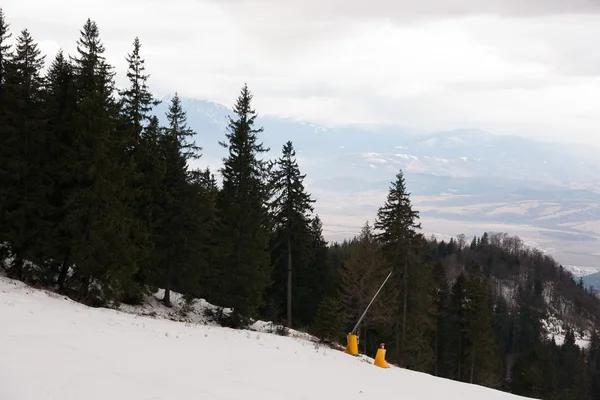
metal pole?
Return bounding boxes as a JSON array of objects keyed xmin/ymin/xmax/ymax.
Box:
[{"xmin": 351, "ymin": 271, "xmax": 393, "ymax": 335}]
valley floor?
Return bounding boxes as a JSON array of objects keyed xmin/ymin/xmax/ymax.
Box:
[{"xmin": 0, "ymin": 275, "xmax": 534, "ymax": 400}]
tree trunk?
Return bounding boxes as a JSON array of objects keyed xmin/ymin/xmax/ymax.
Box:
[
  {"xmin": 512, "ymin": 317, "xmax": 516, "ymax": 354},
  {"xmin": 79, "ymin": 275, "xmax": 90, "ymax": 303},
  {"xmin": 163, "ymin": 261, "xmax": 172, "ymax": 307},
  {"xmin": 434, "ymin": 320, "xmax": 439, "ymax": 376},
  {"xmin": 395, "ymin": 271, "xmax": 401, "ymax": 362},
  {"xmin": 287, "ymin": 236, "xmax": 292, "ymax": 328},
  {"xmin": 402, "ymin": 251, "xmax": 408, "ymax": 352},
  {"xmin": 458, "ymin": 335, "xmax": 462, "ymax": 381},
  {"xmin": 395, "ymin": 317, "xmax": 400, "ymax": 363},
  {"xmin": 57, "ymin": 253, "xmax": 70, "ymax": 290},
  {"xmin": 470, "ymin": 350, "xmax": 475, "ymax": 384}
]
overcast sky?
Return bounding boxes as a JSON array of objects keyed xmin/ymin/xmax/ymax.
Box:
[{"xmin": 4, "ymin": 0, "xmax": 600, "ymax": 144}]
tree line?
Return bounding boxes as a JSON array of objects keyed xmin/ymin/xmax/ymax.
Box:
[
  {"xmin": 0, "ymin": 12, "xmax": 331, "ymax": 328},
  {"xmin": 2, "ymin": 11, "xmax": 600, "ymax": 399},
  {"xmin": 325, "ymin": 219, "xmax": 600, "ymax": 399}
]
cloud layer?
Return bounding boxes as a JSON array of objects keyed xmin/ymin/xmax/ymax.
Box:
[
  {"xmin": 3, "ymin": 0, "xmax": 600, "ymax": 145},
  {"xmin": 216, "ymin": 0, "xmax": 600, "ymax": 20}
]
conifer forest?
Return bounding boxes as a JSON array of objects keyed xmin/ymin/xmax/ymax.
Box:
[{"xmin": 2, "ymin": 11, "xmax": 600, "ymax": 400}]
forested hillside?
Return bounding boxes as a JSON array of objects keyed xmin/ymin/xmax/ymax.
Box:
[{"xmin": 1, "ymin": 11, "xmax": 600, "ymax": 400}]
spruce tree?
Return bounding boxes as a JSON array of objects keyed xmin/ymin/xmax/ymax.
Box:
[
  {"xmin": 268, "ymin": 140, "xmax": 315, "ymax": 327},
  {"xmin": 339, "ymin": 221, "xmax": 390, "ymax": 351},
  {"xmin": 462, "ymin": 262, "xmax": 501, "ymax": 387},
  {"xmin": 154, "ymin": 93, "xmax": 203, "ymax": 307},
  {"xmin": 510, "ymin": 345, "xmax": 554, "ymax": 398},
  {"xmin": 446, "ymin": 272, "xmax": 467, "ymax": 380},
  {"xmin": 588, "ymin": 330, "xmax": 600, "ymax": 399},
  {"xmin": 0, "ymin": 8, "xmax": 14, "ymax": 270},
  {"xmin": 215, "ymin": 83, "xmax": 272, "ymax": 324},
  {"xmin": 0, "ymin": 9, "xmax": 12, "ymax": 204},
  {"xmin": 558, "ymin": 327, "xmax": 581, "ymax": 395},
  {"xmin": 190, "ymin": 166, "xmax": 220, "ymax": 300},
  {"xmin": 298, "ymin": 214, "xmax": 334, "ymax": 325},
  {"xmin": 374, "ymin": 169, "xmax": 433, "ymax": 369},
  {"xmin": 0, "ymin": 29, "xmax": 48, "ymax": 278},
  {"xmin": 312, "ymin": 296, "xmax": 345, "ymax": 343},
  {"xmin": 0, "ymin": 8, "xmax": 11, "ymax": 92},
  {"xmin": 42, "ymin": 50, "xmax": 78, "ymax": 289},
  {"xmin": 64, "ymin": 18, "xmax": 139, "ymax": 304},
  {"xmin": 512, "ymin": 284, "xmax": 545, "ymax": 353},
  {"xmin": 430, "ymin": 260, "xmax": 450, "ymax": 377},
  {"xmin": 470, "ymin": 236, "xmax": 477, "ymax": 250},
  {"xmin": 118, "ymin": 36, "xmax": 159, "ymax": 136},
  {"xmin": 571, "ymin": 350, "xmax": 591, "ymax": 400},
  {"xmin": 117, "ymin": 37, "xmax": 161, "ymax": 302},
  {"xmin": 492, "ymin": 295, "xmax": 511, "ymax": 387}
]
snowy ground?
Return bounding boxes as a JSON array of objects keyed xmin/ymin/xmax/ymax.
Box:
[
  {"xmin": 116, "ymin": 288, "xmax": 316, "ymax": 342},
  {"xmin": 0, "ymin": 276, "xmax": 534, "ymax": 400}
]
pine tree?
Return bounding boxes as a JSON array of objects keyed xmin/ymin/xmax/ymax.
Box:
[
  {"xmin": 588, "ymin": 330, "xmax": 600, "ymax": 399},
  {"xmin": 510, "ymin": 345, "xmax": 555, "ymax": 398},
  {"xmin": 42, "ymin": 50, "xmax": 78, "ymax": 289},
  {"xmin": 374, "ymin": 169, "xmax": 433, "ymax": 370},
  {"xmin": 462, "ymin": 262, "xmax": 501, "ymax": 387},
  {"xmin": 154, "ymin": 93, "xmax": 203, "ymax": 307},
  {"xmin": 339, "ymin": 221, "xmax": 390, "ymax": 351},
  {"xmin": 118, "ymin": 36, "xmax": 159, "ymax": 136},
  {"xmin": 312, "ymin": 297, "xmax": 345, "ymax": 343},
  {"xmin": 298, "ymin": 214, "xmax": 335, "ymax": 325},
  {"xmin": 0, "ymin": 9, "xmax": 12, "ymax": 214},
  {"xmin": 268, "ymin": 140, "xmax": 315, "ymax": 327},
  {"xmin": 557, "ymin": 327, "xmax": 581, "ymax": 395},
  {"xmin": 0, "ymin": 8, "xmax": 11, "ymax": 92},
  {"xmin": 571, "ymin": 350, "xmax": 591, "ymax": 400},
  {"xmin": 117, "ymin": 37, "xmax": 162, "ymax": 303},
  {"xmin": 512, "ymin": 284, "xmax": 545, "ymax": 353},
  {"xmin": 190, "ymin": 166, "xmax": 220, "ymax": 300},
  {"xmin": 447, "ymin": 273, "xmax": 467, "ymax": 380},
  {"xmin": 492, "ymin": 295, "xmax": 511, "ymax": 387},
  {"xmin": 64, "ymin": 19, "xmax": 139, "ymax": 304},
  {"xmin": 430, "ymin": 260, "xmax": 450, "ymax": 377},
  {"xmin": 0, "ymin": 29, "xmax": 48, "ymax": 279},
  {"xmin": 214, "ymin": 83, "xmax": 272, "ymax": 324}
]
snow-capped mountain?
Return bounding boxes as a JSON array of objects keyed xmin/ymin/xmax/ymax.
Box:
[
  {"xmin": 152, "ymin": 98, "xmax": 600, "ymax": 191},
  {"xmin": 562, "ymin": 265, "xmax": 600, "ymax": 278}
]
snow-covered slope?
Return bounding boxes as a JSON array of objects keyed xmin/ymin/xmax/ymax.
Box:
[{"xmin": 0, "ymin": 276, "xmax": 534, "ymax": 400}]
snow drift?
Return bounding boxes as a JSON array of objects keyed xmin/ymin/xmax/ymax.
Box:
[{"xmin": 0, "ymin": 275, "xmax": 534, "ymax": 400}]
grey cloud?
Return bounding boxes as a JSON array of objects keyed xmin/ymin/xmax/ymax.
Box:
[
  {"xmin": 304, "ymin": 86, "xmax": 599, "ymax": 146},
  {"xmin": 255, "ymin": 82, "xmax": 347, "ymax": 99},
  {"xmin": 464, "ymin": 15, "xmax": 600, "ymax": 78},
  {"xmin": 213, "ymin": 0, "xmax": 600, "ymax": 22},
  {"xmin": 544, "ymin": 35, "xmax": 600, "ymax": 77},
  {"xmin": 5, "ymin": 15, "xmax": 185, "ymax": 61},
  {"xmin": 207, "ymin": 0, "xmax": 600, "ymax": 72},
  {"xmin": 440, "ymin": 77, "xmax": 577, "ymax": 93},
  {"xmin": 555, "ymin": 53, "xmax": 600, "ymax": 77}
]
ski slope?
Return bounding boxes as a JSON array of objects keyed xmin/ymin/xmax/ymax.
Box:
[{"xmin": 0, "ymin": 276, "xmax": 534, "ymax": 400}]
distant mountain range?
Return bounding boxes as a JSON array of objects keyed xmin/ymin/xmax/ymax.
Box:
[
  {"xmin": 583, "ymin": 273, "xmax": 600, "ymax": 292},
  {"xmin": 563, "ymin": 265, "xmax": 600, "ymax": 278},
  {"xmin": 153, "ymin": 97, "xmax": 600, "ymax": 191},
  {"xmin": 152, "ymin": 97, "xmax": 600, "ymax": 268}
]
